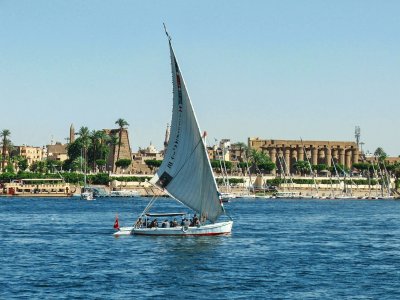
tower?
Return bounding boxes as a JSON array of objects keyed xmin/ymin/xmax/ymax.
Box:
[
  {"xmin": 164, "ymin": 123, "xmax": 170, "ymax": 151},
  {"xmin": 355, "ymin": 126, "xmax": 360, "ymax": 147},
  {"xmin": 70, "ymin": 124, "xmax": 75, "ymax": 144}
]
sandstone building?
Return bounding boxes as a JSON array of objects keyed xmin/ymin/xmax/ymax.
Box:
[
  {"xmin": 47, "ymin": 142, "xmax": 68, "ymax": 162},
  {"xmin": 104, "ymin": 128, "xmax": 132, "ymax": 173},
  {"xmin": 248, "ymin": 137, "xmax": 360, "ymax": 174},
  {"xmin": 16, "ymin": 145, "xmax": 43, "ymax": 166}
]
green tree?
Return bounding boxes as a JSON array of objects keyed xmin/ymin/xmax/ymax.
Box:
[
  {"xmin": 293, "ymin": 160, "xmax": 311, "ymax": 175},
  {"xmin": 47, "ymin": 159, "xmax": 63, "ymax": 173},
  {"xmin": 374, "ymin": 147, "xmax": 387, "ymax": 161},
  {"xmin": 352, "ymin": 162, "xmax": 371, "ymax": 171},
  {"xmin": 248, "ymin": 149, "xmax": 275, "ymax": 174},
  {"xmin": 145, "ymin": 159, "xmax": 163, "ymax": 169},
  {"xmin": 17, "ymin": 158, "xmax": 29, "ymax": 172},
  {"xmin": 95, "ymin": 159, "xmax": 107, "ymax": 172},
  {"xmin": 1, "ymin": 129, "xmax": 11, "ymax": 171},
  {"xmin": 115, "ymin": 159, "xmax": 132, "ymax": 171},
  {"xmin": 88, "ymin": 130, "xmax": 110, "ymax": 172},
  {"xmin": 77, "ymin": 126, "xmax": 91, "ymax": 173},
  {"xmin": 30, "ymin": 161, "xmax": 47, "ymax": 173},
  {"xmin": 312, "ymin": 164, "xmax": 328, "ymax": 172}
]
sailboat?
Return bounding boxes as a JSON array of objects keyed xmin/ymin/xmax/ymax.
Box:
[
  {"xmin": 216, "ymin": 140, "xmax": 236, "ymax": 202},
  {"xmin": 114, "ymin": 26, "xmax": 233, "ymax": 236},
  {"xmin": 80, "ymin": 150, "xmax": 95, "ymax": 201}
]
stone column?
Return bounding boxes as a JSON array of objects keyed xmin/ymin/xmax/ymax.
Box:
[
  {"xmin": 291, "ymin": 149, "xmax": 297, "ymax": 175},
  {"xmin": 311, "ymin": 146, "xmax": 318, "ymax": 166},
  {"xmin": 339, "ymin": 148, "xmax": 345, "ymax": 166},
  {"xmin": 325, "ymin": 147, "xmax": 332, "ymax": 167},
  {"xmin": 352, "ymin": 148, "xmax": 359, "ymax": 164},
  {"xmin": 345, "ymin": 149, "xmax": 352, "ymax": 169},
  {"xmin": 269, "ymin": 148, "xmax": 277, "ymax": 164},
  {"xmin": 269, "ymin": 147, "xmax": 277, "ymax": 175},
  {"xmin": 277, "ymin": 148, "xmax": 283, "ymax": 175},
  {"xmin": 318, "ymin": 148, "xmax": 324, "ymax": 165},
  {"xmin": 332, "ymin": 148, "xmax": 338, "ymax": 161},
  {"xmin": 284, "ymin": 148, "xmax": 290, "ymax": 175},
  {"xmin": 297, "ymin": 146, "xmax": 304, "ymax": 161}
]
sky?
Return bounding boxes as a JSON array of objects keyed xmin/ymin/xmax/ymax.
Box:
[{"xmin": 1, "ymin": 1, "xmax": 399, "ymax": 155}]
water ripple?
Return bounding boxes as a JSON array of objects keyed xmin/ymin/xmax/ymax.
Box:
[{"xmin": 1, "ymin": 198, "xmax": 400, "ymax": 299}]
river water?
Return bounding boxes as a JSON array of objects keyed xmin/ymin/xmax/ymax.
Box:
[{"xmin": 1, "ymin": 197, "xmax": 399, "ymax": 299}]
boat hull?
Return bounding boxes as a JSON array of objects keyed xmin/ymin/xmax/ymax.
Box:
[
  {"xmin": 114, "ymin": 221, "xmax": 233, "ymax": 237},
  {"xmin": 113, "ymin": 226, "xmax": 134, "ymax": 236}
]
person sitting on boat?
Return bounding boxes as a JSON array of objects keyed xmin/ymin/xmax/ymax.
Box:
[
  {"xmin": 150, "ymin": 219, "xmax": 158, "ymax": 228},
  {"xmin": 134, "ymin": 218, "xmax": 143, "ymax": 228},
  {"xmin": 170, "ymin": 218, "xmax": 178, "ymax": 227},
  {"xmin": 181, "ymin": 218, "xmax": 188, "ymax": 227},
  {"xmin": 161, "ymin": 219, "xmax": 170, "ymax": 228},
  {"xmin": 191, "ymin": 214, "xmax": 199, "ymax": 226},
  {"xmin": 183, "ymin": 218, "xmax": 190, "ymax": 227}
]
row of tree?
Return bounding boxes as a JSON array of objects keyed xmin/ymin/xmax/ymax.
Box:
[{"xmin": 0, "ymin": 118, "xmax": 132, "ymax": 174}]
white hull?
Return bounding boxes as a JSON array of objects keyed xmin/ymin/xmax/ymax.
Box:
[
  {"xmin": 81, "ymin": 192, "xmax": 95, "ymax": 201},
  {"xmin": 334, "ymin": 195, "xmax": 357, "ymax": 199},
  {"xmin": 110, "ymin": 190, "xmax": 140, "ymax": 197},
  {"xmin": 114, "ymin": 221, "xmax": 233, "ymax": 237},
  {"xmin": 113, "ymin": 226, "xmax": 134, "ymax": 236}
]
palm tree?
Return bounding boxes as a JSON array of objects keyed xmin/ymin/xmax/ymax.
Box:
[
  {"xmin": 248, "ymin": 149, "xmax": 275, "ymax": 174},
  {"xmin": 89, "ymin": 130, "xmax": 110, "ymax": 172},
  {"xmin": 77, "ymin": 127, "xmax": 91, "ymax": 173},
  {"xmin": 374, "ymin": 147, "xmax": 387, "ymax": 162},
  {"xmin": 1, "ymin": 129, "xmax": 11, "ymax": 171},
  {"xmin": 115, "ymin": 118, "xmax": 129, "ymax": 172}
]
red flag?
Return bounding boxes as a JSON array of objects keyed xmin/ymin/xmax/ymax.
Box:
[{"xmin": 113, "ymin": 214, "xmax": 119, "ymax": 230}]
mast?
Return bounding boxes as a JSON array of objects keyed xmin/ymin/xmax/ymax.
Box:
[
  {"xmin": 300, "ymin": 138, "xmax": 319, "ymax": 197},
  {"xmin": 149, "ymin": 24, "xmax": 225, "ymax": 222}
]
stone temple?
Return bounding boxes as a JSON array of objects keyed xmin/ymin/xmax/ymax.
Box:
[{"xmin": 248, "ymin": 137, "xmax": 360, "ymax": 174}]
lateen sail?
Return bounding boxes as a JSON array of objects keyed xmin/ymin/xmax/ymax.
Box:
[{"xmin": 150, "ymin": 39, "xmax": 224, "ymax": 223}]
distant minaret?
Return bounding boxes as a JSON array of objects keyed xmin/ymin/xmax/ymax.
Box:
[
  {"xmin": 164, "ymin": 123, "xmax": 170, "ymax": 151},
  {"xmin": 355, "ymin": 126, "xmax": 360, "ymax": 147},
  {"xmin": 70, "ymin": 124, "xmax": 75, "ymax": 144}
]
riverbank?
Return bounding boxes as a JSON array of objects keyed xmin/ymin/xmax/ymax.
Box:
[{"xmin": 1, "ymin": 173, "xmax": 398, "ymax": 199}]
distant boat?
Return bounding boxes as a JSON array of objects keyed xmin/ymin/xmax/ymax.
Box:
[
  {"xmin": 220, "ymin": 192, "xmax": 236, "ymax": 202},
  {"xmin": 114, "ymin": 26, "xmax": 233, "ymax": 237},
  {"xmin": 81, "ymin": 187, "xmax": 95, "ymax": 201},
  {"xmin": 2, "ymin": 178, "xmax": 72, "ymax": 197},
  {"xmin": 81, "ymin": 161, "xmax": 95, "ymax": 201},
  {"xmin": 110, "ymin": 190, "xmax": 140, "ymax": 197},
  {"xmin": 275, "ymin": 191, "xmax": 301, "ymax": 199}
]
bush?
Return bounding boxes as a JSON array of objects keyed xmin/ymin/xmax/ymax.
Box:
[
  {"xmin": 144, "ymin": 160, "xmax": 163, "ymax": 168},
  {"xmin": 115, "ymin": 159, "xmax": 132, "ymax": 169}
]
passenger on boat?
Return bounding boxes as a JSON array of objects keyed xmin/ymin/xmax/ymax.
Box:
[
  {"xmin": 161, "ymin": 219, "xmax": 170, "ymax": 228},
  {"xmin": 170, "ymin": 218, "xmax": 178, "ymax": 227},
  {"xmin": 181, "ymin": 218, "xmax": 190, "ymax": 227},
  {"xmin": 134, "ymin": 218, "xmax": 143, "ymax": 228},
  {"xmin": 150, "ymin": 219, "xmax": 158, "ymax": 228},
  {"xmin": 191, "ymin": 214, "xmax": 199, "ymax": 226}
]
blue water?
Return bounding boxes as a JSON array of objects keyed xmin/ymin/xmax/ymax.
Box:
[{"xmin": 1, "ymin": 197, "xmax": 399, "ymax": 299}]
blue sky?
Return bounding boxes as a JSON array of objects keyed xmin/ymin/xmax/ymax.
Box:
[{"xmin": 1, "ymin": 1, "xmax": 399, "ymax": 155}]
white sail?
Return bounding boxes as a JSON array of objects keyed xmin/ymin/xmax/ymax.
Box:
[{"xmin": 150, "ymin": 39, "xmax": 224, "ymax": 223}]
